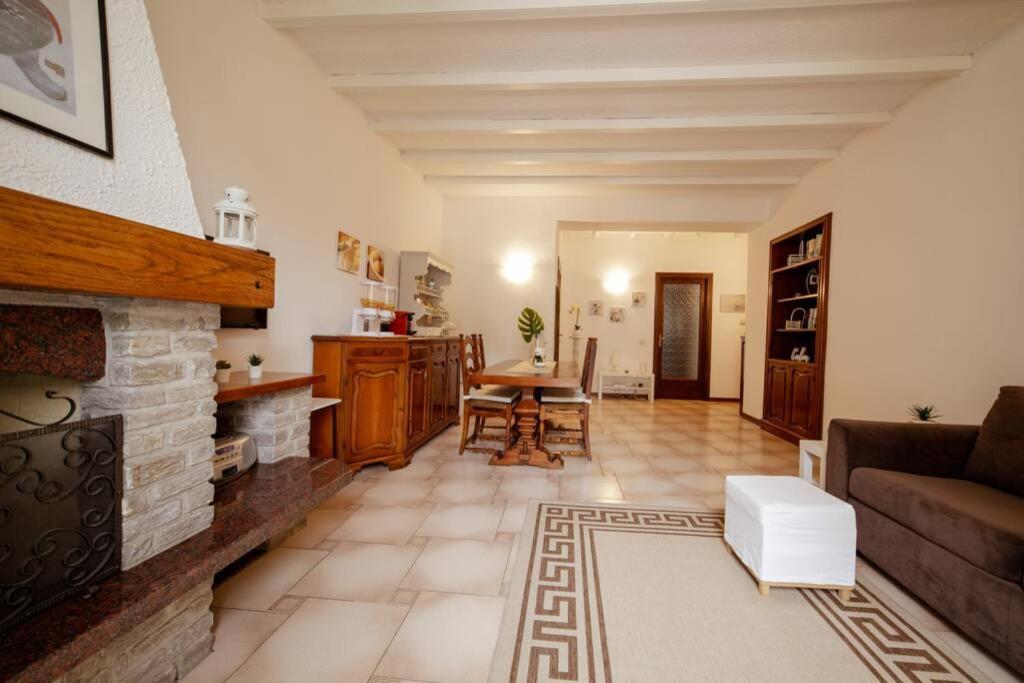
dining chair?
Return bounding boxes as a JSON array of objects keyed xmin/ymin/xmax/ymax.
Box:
[
  {"xmin": 458, "ymin": 334, "xmax": 521, "ymax": 454},
  {"xmin": 538, "ymin": 337, "xmax": 597, "ymax": 460},
  {"xmin": 473, "ymin": 333, "xmax": 487, "ymax": 369}
]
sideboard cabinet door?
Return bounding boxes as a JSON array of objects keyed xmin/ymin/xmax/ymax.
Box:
[
  {"xmin": 345, "ymin": 361, "xmax": 404, "ymax": 461},
  {"xmin": 407, "ymin": 359, "xmax": 430, "ymax": 446}
]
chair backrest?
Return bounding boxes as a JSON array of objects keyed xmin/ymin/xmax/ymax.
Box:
[
  {"xmin": 581, "ymin": 337, "xmax": 598, "ymax": 395},
  {"xmin": 474, "ymin": 334, "xmax": 487, "ymax": 369},
  {"xmin": 459, "ymin": 334, "xmax": 481, "ymax": 395}
]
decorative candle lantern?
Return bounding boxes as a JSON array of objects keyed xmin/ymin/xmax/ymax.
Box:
[{"xmin": 213, "ymin": 187, "xmax": 258, "ymax": 249}]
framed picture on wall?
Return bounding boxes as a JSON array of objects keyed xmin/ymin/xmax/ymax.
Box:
[
  {"xmin": 588, "ymin": 299, "xmax": 604, "ymax": 316},
  {"xmin": 631, "ymin": 291, "xmax": 647, "ymax": 307},
  {"xmin": 609, "ymin": 307, "xmax": 625, "ymax": 323},
  {"xmin": 336, "ymin": 230, "xmax": 360, "ymax": 274},
  {"xmin": 366, "ymin": 245, "xmax": 384, "ymax": 282},
  {"xmin": 0, "ymin": 0, "xmax": 113, "ymax": 157}
]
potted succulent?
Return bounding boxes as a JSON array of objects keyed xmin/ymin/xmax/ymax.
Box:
[
  {"xmin": 517, "ymin": 307, "xmax": 546, "ymax": 366},
  {"xmin": 214, "ymin": 360, "xmax": 232, "ymax": 383},
  {"xmin": 247, "ymin": 353, "xmax": 265, "ymax": 380},
  {"xmin": 907, "ymin": 404, "xmax": 941, "ymax": 423}
]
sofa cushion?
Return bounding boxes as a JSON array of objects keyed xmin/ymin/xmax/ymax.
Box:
[
  {"xmin": 849, "ymin": 468, "xmax": 1024, "ymax": 583},
  {"xmin": 963, "ymin": 385, "xmax": 1024, "ymax": 497}
]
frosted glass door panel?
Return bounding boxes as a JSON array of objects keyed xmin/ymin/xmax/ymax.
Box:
[{"xmin": 660, "ymin": 283, "xmax": 700, "ymax": 380}]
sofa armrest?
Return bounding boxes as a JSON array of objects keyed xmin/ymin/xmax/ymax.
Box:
[{"xmin": 825, "ymin": 419, "xmax": 979, "ymax": 501}]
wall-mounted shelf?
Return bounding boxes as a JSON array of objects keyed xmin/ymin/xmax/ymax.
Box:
[
  {"xmin": 399, "ymin": 252, "xmax": 454, "ymax": 335},
  {"xmin": 776, "ymin": 294, "xmax": 819, "ymax": 303},
  {"xmin": 771, "ymin": 256, "xmax": 821, "ymax": 276}
]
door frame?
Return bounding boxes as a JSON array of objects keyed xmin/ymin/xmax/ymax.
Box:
[{"xmin": 653, "ymin": 272, "xmax": 713, "ymax": 400}]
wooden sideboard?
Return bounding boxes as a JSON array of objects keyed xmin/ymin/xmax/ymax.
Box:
[{"xmin": 311, "ymin": 336, "xmax": 460, "ymax": 471}]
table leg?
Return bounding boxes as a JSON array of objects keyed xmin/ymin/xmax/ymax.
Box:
[{"xmin": 489, "ymin": 388, "xmax": 563, "ymax": 469}]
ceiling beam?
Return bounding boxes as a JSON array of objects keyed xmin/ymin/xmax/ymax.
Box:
[
  {"xmin": 262, "ymin": 0, "xmax": 921, "ymax": 27},
  {"xmin": 329, "ymin": 56, "xmax": 971, "ymax": 91},
  {"xmin": 425, "ymin": 175, "xmax": 800, "ymax": 186},
  {"xmin": 373, "ymin": 112, "xmax": 892, "ymax": 133},
  {"xmin": 403, "ymin": 149, "xmax": 838, "ymax": 163}
]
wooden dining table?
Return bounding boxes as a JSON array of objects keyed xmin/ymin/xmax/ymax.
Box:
[{"xmin": 471, "ymin": 358, "xmax": 580, "ymax": 469}]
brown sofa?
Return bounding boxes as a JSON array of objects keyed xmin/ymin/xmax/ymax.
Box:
[{"xmin": 826, "ymin": 387, "xmax": 1024, "ymax": 676}]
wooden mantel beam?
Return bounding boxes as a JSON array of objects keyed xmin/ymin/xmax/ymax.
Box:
[{"xmin": 0, "ymin": 187, "xmax": 275, "ymax": 308}]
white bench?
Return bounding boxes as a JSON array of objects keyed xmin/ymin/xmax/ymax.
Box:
[{"xmin": 724, "ymin": 476, "xmax": 856, "ymax": 601}]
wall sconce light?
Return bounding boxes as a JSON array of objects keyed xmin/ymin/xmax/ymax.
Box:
[
  {"xmin": 501, "ymin": 250, "xmax": 535, "ymax": 284},
  {"xmin": 603, "ymin": 268, "xmax": 629, "ymax": 295}
]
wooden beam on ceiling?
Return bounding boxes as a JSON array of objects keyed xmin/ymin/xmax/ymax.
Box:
[
  {"xmin": 373, "ymin": 112, "xmax": 893, "ymax": 133},
  {"xmin": 330, "ymin": 56, "xmax": 971, "ymax": 91},
  {"xmin": 402, "ymin": 149, "xmax": 839, "ymax": 162},
  {"xmin": 262, "ymin": 0, "xmax": 922, "ymax": 27}
]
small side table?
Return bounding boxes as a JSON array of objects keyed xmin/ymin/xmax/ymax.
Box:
[
  {"xmin": 799, "ymin": 439, "xmax": 826, "ymax": 488},
  {"xmin": 597, "ymin": 370, "xmax": 655, "ymax": 402}
]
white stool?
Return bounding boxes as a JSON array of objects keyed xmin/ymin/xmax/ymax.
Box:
[
  {"xmin": 799, "ymin": 439, "xmax": 826, "ymax": 488},
  {"xmin": 724, "ymin": 476, "xmax": 856, "ymax": 601}
]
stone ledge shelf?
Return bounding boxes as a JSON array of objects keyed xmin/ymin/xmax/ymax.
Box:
[
  {"xmin": 214, "ymin": 371, "xmax": 325, "ymax": 404},
  {"xmin": 0, "ymin": 457, "xmax": 352, "ymax": 682}
]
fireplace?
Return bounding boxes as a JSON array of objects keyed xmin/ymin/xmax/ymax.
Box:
[{"xmin": 0, "ymin": 415, "xmax": 123, "ymax": 633}]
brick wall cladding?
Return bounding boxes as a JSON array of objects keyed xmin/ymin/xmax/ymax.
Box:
[
  {"xmin": 0, "ymin": 290, "xmax": 220, "ymax": 570},
  {"xmin": 217, "ymin": 386, "xmax": 313, "ymax": 463}
]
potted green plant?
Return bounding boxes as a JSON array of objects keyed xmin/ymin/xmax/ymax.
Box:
[
  {"xmin": 214, "ymin": 360, "xmax": 232, "ymax": 383},
  {"xmin": 247, "ymin": 353, "xmax": 265, "ymax": 380},
  {"xmin": 907, "ymin": 404, "xmax": 941, "ymax": 423},
  {"xmin": 517, "ymin": 307, "xmax": 546, "ymax": 366}
]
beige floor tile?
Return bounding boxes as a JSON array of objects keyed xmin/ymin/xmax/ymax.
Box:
[
  {"xmin": 498, "ymin": 501, "xmax": 529, "ymax": 534},
  {"xmin": 383, "ymin": 459, "xmax": 440, "ymax": 479},
  {"xmin": 558, "ymin": 455, "xmax": 604, "ymax": 475},
  {"xmin": 615, "ymin": 474, "xmax": 682, "ymax": 498},
  {"xmin": 401, "ymin": 538, "xmax": 511, "ymax": 596},
  {"xmin": 428, "ymin": 477, "xmax": 500, "ymax": 503},
  {"xmin": 626, "ymin": 442, "xmax": 679, "ymax": 458},
  {"xmin": 739, "ymin": 452, "xmax": 796, "ymax": 468},
  {"xmin": 328, "ymin": 505, "xmax": 433, "ymax": 545},
  {"xmin": 695, "ymin": 453, "xmax": 746, "ymax": 470},
  {"xmin": 559, "ymin": 475, "xmax": 623, "ymax": 501},
  {"xmin": 183, "ymin": 608, "xmax": 288, "ymax": 683},
  {"xmin": 600, "ymin": 456, "xmax": 653, "ymax": 475},
  {"xmin": 416, "ymin": 503, "xmax": 504, "ymax": 541},
  {"xmin": 375, "ymin": 592, "xmax": 505, "ymax": 683},
  {"xmin": 280, "ymin": 509, "xmax": 351, "ymax": 550},
  {"xmin": 645, "ymin": 454, "xmax": 703, "ymax": 473},
  {"xmin": 436, "ymin": 459, "xmax": 496, "ymax": 479},
  {"xmin": 229, "ymin": 599, "xmax": 407, "ymax": 683},
  {"xmin": 213, "ymin": 547, "xmax": 327, "ymax": 611},
  {"xmin": 628, "ymin": 495, "xmax": 710, "ymax": 509},
  {"xmin": 291, "ymin": 541, "xmax": 422, "ymax": 602},
  {"xmin": 673, "ymin": 470, "xmax": 727, "ymax": 493},
  {"xmin": 360, "ymin": 479, "xmax": 436, "ymax": 507},
  {"xmin": 495, "ymin": 475, "xmax": 560, "ymax": 502},
  {"xmin": 317, "ymin": 480, "xmax": 373, "ymax": 510}
]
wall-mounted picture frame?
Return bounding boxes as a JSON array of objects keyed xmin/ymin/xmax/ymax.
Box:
[
  {"xmin": 631, "ymin": 291, "xmax": 647, "ymax": 307},
  {"xmin": 609, "ymin": 307, "xmax": 625, "ymax": 323},
  {"xmin": 366, "ymin": 245, "xmax": 384, "ymax": 282},
  {"xmin": 336, "ymin": 230, "xmax": 360, "ymax": 274},
  {"xmin": 720, "ymin": 294, "xmax": 746, "ymax": 313},
  {"xmin": 0, "ymin": 0, "xmax": 113, "ymax": 157},
  {"xmin": 588, "ymin": 299, "xmax": 604, "ymax": 316}
]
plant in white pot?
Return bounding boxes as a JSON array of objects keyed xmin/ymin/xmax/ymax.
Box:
[
  {"xmin": 907, "ymin": 404, "xmax": 941, "ymax": 423},
  {"xmin": 214, "ymin": 360, "xmax": 232, "ymax": 383},
  {"xmin": 517, "ymin": 307, "xmax": 546, "ymax": 366},
  {"xmin": 247, "ymin": 353, "xmax": 265, "ymax": 380}
]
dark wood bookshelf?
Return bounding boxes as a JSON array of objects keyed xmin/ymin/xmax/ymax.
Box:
[{"xmin": 761, "ymin": 214, "xmax": 831, "ymax": 443}]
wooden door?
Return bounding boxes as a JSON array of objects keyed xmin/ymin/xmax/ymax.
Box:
[
  {"xmin": 346, "ymin": 362, "xmax": 404, "ymax": 461},
  {"xmin": 430, "ymin": 356, "xmax": 446, "ymax": 429},
  {"xmin": 653, "ymin": 273, "xmax": 712, "ymax": 400},
  {"xmin": 788, "ymin": 364, "xmax": 818, "ymax": 436},
  {"xmin": 764, "ymin": 363, "xmax": 791, "ymax": 425},
  {"xmin": 445, "ymin": 353, "xmax": 460, "ymax": 419},
  {"xmin": 407, "ymin": 359, "xmax": 430, "ymax": 445}
]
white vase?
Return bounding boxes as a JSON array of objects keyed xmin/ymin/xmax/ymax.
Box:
[
  {"xmin": 248, "ymin": 365, "xmax": 263, "ymax": 380},
  {"xmin": 214, "ymin": 368, "xmax": 232, "ymax": 383}
]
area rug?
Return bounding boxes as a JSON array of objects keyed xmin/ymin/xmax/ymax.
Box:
[{"xmin": 490, "ymin": 501, "xmax": 987, "ymax": 683}]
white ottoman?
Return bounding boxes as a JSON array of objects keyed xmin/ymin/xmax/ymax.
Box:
[{"xmin": 724, "ymin": 476, "xmax": 856, "ymax": 600}]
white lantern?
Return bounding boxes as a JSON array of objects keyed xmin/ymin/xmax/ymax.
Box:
[{"xmin": 213, "ymin": 187, "xmax": 258, "ymax": 250}]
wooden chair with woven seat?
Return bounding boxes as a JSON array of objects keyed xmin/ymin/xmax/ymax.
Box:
[
  {"xmin": 538, "ymin": 337, "xmax": 598, "ymax": 460},
  {"xmin": 458, "ymin": 334, "xmax": 521, "ymax": 454}
]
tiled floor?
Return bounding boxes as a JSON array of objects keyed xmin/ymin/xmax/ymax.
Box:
[{"xmin": 186, "ymin": 399, "xmax": 1019, "ymax": 683}]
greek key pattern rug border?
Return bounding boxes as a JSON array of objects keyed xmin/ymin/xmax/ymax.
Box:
[{"xmin": 499, "ymin": 502, "xmax": 980, "ymax": 683}]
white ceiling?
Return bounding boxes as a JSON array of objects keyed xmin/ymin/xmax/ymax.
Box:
[{"xmin": 262, "ymin": 0, "xmax": 1024, "ymax": 200}]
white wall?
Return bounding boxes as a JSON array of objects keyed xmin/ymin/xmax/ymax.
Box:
[
  {"xmin": 744, "ymin": 20, "xmax": 1024, "ymax": 427},
  {"xmin": 146, "ymin": 0, "xmax": 443, "ymax": 373},
  {"xmin": 0, "ymin": 0, "xmax": 201, "ymax": 236},
  {"xmin": 560, "ymin": 231, "xmax": 748, "ymax": 398},
  {"xmin": 442, "ymin": 194, "xmax": 769, "ymax": 365}
]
